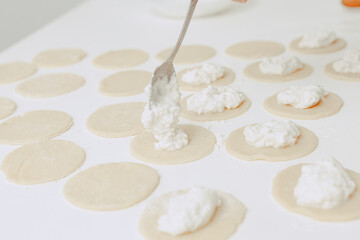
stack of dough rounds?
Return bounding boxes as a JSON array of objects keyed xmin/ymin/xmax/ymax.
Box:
[
  {"xmin": 0, "ymin": 61, "xmax": 37, "ymax": 84},
  {"xmin": 99, "ymin": 70, "xmax": 151, "ymax": 97},
  {"xmin": 0, "ymin": 97, "xmax": 16, "ymax": 120},
  {"xmin": 15, "ymin": 73, "xmax": 85, "ymax": 98},
  {"xmin": 33, "ymin": 48, "xmax": 86, "ymax": 68},
  {"xmin": 63, "ymin": 162, "xmax": 159, "ymax": 211},
  {"xmin": 272, "ymin": 164, "xmax": 360, "ymax": 221},
  {"xmin": 225, "ymin": 41, "xmax": 285, "ymax": 60},
  {"xmin": 138, "ymin": 190, "xmax": 247, "ymax": 240},
  {"xmin": 289, "ymin": 37, "xmax": 346, "ymax": 54},
  {"xmin": 1, "ymin": 140, "xmax": 85, "ymax": 185},
  {"xmin": 93, "ymin": 49, "xmax": 149, "ymax": 70},
  {"xmin": 324, "ymin": 62, "xmax": 360, "ymax": 82},
  {"xmin": 86, "ymin": 102, "xmax": 146, "ymax": 138},
  {"xmin": 0, "ymin": 110, "xmax": 72, "ymax": 145}
]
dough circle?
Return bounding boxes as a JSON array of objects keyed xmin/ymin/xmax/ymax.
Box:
[
  {"xmin": 93, "ymin": 49, "xmax": 149, "ymax": 70},
  {"xmin": 225, "ymin": 41, "xmax": 285, "ymax": 60},
  {"xmin": 0, "ymin": 97, "xmax": 16, "ymax": 120},
  {"xmin": 130, "ymin": 124, "xmax": 216, "ymax": 165},
  {"xmin": 225, "ymin": 126, "xmax": 318, "ymax": 162},
  {"xmin": 86, "ymin": 102, "xmax": 146, "ymax": 138},
  {"xmin": 177, "ymin": 66, "xmax": 236, "ymax": 91},
  {"xmin": 0, "ymin": 110, "xmax": 72, "ymax": 145},
  {"xmin": 15, "ymin": 73, "xmax": 85, "ymax": 98},
  {"xmin": 1, "ymin": 140, "xmax": 85, "ymax": 185},
  {"xmin": 289, "ymin": 38, "xmax": 346, "ymax": 54},
  {"xmin": 180, "ymin": 95, "xmax": 251, "ymax": 121},
  {"xmin": 33, "ymin": 48, "xmax": 86, "ymax": 68},
  {"xmin": 272, "ymin": 164, "xmax": 360, "ymax": 222},
  {"xmin": 324, "ymin": 61, "xmax": 360, "ymax": 82},
  {"xmin": 138, "ymin": 190, "xmax": 246, "ymax": 240},
  {"xmin": 0, "ymin": 61, "xmax": 37, "ymax": 85},
  {"xmin": 156, "ymin": 45, "xmax": 216, "ymax": 65},
  {"xmin": 263, "ymin": 92, "xmax": 343, "ymax": 120},
  {"xmin": 63, "ymin": 162, "xmax": 159, "ymax": 211},
  {"xmin": 243, "ymin": 62, "xmax": 313, "ymax": 82},
  {"xmin": 99, "ymin": 70, "xmax": 151, "ymax": 97}
]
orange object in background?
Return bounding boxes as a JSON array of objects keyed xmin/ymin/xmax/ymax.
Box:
[{"xmin": 342, "ymin": 0, "xmax": 360, "ymax": 7}]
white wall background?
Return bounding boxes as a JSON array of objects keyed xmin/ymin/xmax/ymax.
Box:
[{"xmin": 0, "ymin": 0, "xmax": 85, "ymax": 52}]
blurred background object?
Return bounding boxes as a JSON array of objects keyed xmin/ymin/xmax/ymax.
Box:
[{"xmin": 342, "ymin": 0, "xmax": 360, "ymax": 7}]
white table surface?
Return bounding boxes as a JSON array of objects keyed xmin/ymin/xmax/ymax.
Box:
[{"xmin": 0, "ymin": 0, "xmax": 360, "ymax": 239}]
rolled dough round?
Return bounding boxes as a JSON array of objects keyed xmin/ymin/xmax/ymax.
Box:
[
  {"xmin": 0, "ymin": 97, "xmax": 16, "ymax": 120},
  {"xmin": 225, "ymin": 41, "xmax": 285, "ymax": 60},
  {"xmin": 139, "ymin": 190, "xmax": 246, "ymax": 240},
  {"xmin": 272, "ymin": 164, "xmax": 360, "ymax": 222},
  {"xmin": 263, "ymin": 92, "xmax": 343, "ymax": 120},
  {"xmin": 63, "ymin": 162, "xmax": 159, "ymax": 211},
  {"xmin": 225, "ymin": 126, "xmax": 318, "ymax": 162},
  {"xmin": 86, "ymin": 102, "xmax": 146, "ymax": 138},
  {"xmin": 1, "ymin": 140, "xmax": 85, "ymax": 185},
  {"xmin": 155, "ymin": 45, "xmax": 215, "ymax": 65},
  {"xmin": 324, "ymin": 62, "xmax": 360, "ymax": 82},
  {"xmin": 15, "ymin": 73, "xmax": 85, "ymax": 98},
  {"xmin": 0, "ymin": 61, "xmax": 37, "ymax": 85},
  {"xmin": 180, "ymin": 95, "xmax": 251, "ymax": 121},
  {"xmin": 130, "ymin": 124, "xmax": 216, "ymax": 165},
  {"xmin": 289, "ymin": 38, "xmax": 346, "ymax": 55},
  {"xmin": 243, "ymin": 62, "xmax": 313, "ymax": 82},
  {"xmin": 33, "ymin": 48, "xmax": 86, "ymax": 68},
  {"xmin": 93, "ymin": 49, "xmax": 149, "ymax": 70},
  {"xmin": 0, "ymin": 110, "xmax": 72, "ymax": 145},
  {"xmin": 177, "ymin": 66, "xmax": 235, "ymax": 92},
  {"xmin": 99, "ymin": 70, "xmax": 151, "ymax": 97}
]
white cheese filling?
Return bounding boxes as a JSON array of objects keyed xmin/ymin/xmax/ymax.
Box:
[
  {"xmin": 259, "ymin": 56, "xmax": 303, "ymax": 75},
  {"xmin": 299, "ymin": 31, "xmax": 336, "ymax": 49},
  {"xmin": 157, "ymin": 186, "xmax": 222, "ymax": 236},
  {"xmin": 142, "ymin": 73, "xmax": 188, "ymax": 151},
  {"xmin": 181, "ymin": 63, "xmax": 225, "ymax": 85},
  {"xmin": 332, "ymin": 50, "xmax": 360, "ymax": 74},
  {"xmin": 186, "ymin": 85, "xmax": 245, "ymax": 114},
  {"xmin": 243, "ymin": 120, "xmax": 300, "ymax": 148},
  {"xmin": 277, "ymin": 84, "xmax": 328, "ymax": 109},
  {"xmin": 294, "ymin": 158, "xmax": 356, "ymax": 209}
]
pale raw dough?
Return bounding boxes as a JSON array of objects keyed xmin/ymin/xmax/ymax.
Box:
[
  {"xmin": 99, "ymin": 70, "xmax": 151, "ymax": 97},
  {"xmin": 86, "ymin": 102, "xmax": 146, "ymax": 138},
  {"xmin": 63, "ymin": 162, "xmax": 159, "ymax": 211},
  {"xmin": 0, "ymin": 110, "xmax": 72, "ymax": 145},
  {"xmin": 289, "ymin": 38, "xmax": 346, "ymax": 54},
  {"xmin": 0, "ymin": 61, "xmax": 37, "ymax": 84},
  {"xmin": 138, "ymin": 190, "xmax": 246, "ymax": 240},
  {"xmin": 180, "ymin": 95, "xmax": 251, "ymax": 121},
  {"xmin": 225, "ymin": 126, "xmax": 318, "ymax": 162},
  {"xmin": 15, "ymin": 73, "xmax": 85, "ymax": 98},
  {"xmin": 324, "ymin": 61, "xmax": 360, "ymax": 81},
  {"xmin": 243, "ymin": 62, "xmax": 313, "ymax": 82},
  {"xmin": 1, "ymin": 140, "xmax": 85, "ymax": 185},
  {"xmin": 225, "ymin": 41, "xmax": 285, "ymax": 60},
  {"xmin": 93, "ymin": 49, "xmax": 149, "ymax": 70},
  {"xmin": 272, "ymin": 164, "xmax": 360, "ymax": 222},
  {"xmin": 263, "ymin": 92, "xmax": 343, "ymax": 120},
  {"xmin": 0, "ymin": 97, "xmax": 16, "ymax": 120},
  {"xmin": 177, "ymin": 66, "xmax": 235, "ymax": 91},
  {"xmin": 130, "ymin": 124, "xmax": 216, "ymax": 165},
  {"xmin": 33, "ymin": 48, "xmax": 86, "ymax": 68},
  {"xmin": 155, "ymin": 45, "xmax": 216, "ymax": 65}
]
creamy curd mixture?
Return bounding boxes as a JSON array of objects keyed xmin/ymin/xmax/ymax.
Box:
[
  {"xmin": 333, "ymin": 50, "xmax": 360, "ymax": 74},
  {"xmin": 299, "ymin": 31, "xmax": 336, "ymax": 49},
  {"xmin": 182, "ymin": 63, "xmax": 225, "ymax": 85},
  {"xmin": 259, "ymin": 56, "xmax": 303, "ymax": 75}
]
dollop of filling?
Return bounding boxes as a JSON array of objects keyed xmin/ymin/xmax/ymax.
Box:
[
  {"xmin": 299, "ymin": 31, "xmax": 336, "ymax": 49},
  {"xmin": 277, "ymin": 84, "xmax": 328, "ymax": 109},
  {"xmin": 142, "ymin": 73, "xmax": 188, "ymax": 151},
  {"xmin": 259, "ymin": 56, "xmax": 303, "ymax": 75},
  {"xmin": 332, "ymin": 50, "xmax": 360, "ymax": 74},
  {"xmin": 186, "ymin": 85, "xmax": 245, "ymax": 114},
  {"xmin": 181, "ymin": 63, "xmax": 225, "ymax": 85},
  {"xmin": 294, "ymin": 158, "xmax": 356, "ymax": 209},
  {"xmin": 243, "ymin": 120, "xmax": 300, "ymax": 148},
  {"xmin": 157, "ymin": 186, "xmax": 222, "ymax": 236}
]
